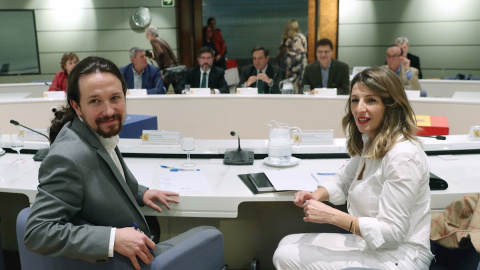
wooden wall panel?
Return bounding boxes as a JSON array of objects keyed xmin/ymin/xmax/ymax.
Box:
[{"xmin": 319, "ymin": 0, "xmax": 339, "ymax": 59}]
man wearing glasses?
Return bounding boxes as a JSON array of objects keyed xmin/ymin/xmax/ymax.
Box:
[
  {"xmin": 175, "ymin": 46, "xmax": 229, "ymax": 94},
  {"xmin": 302, "ymin": 38, "xmax": 350, "ymax": 95},
  {"xmin": 384, "ymin": 45, "xmax": 421, "ymax": 90}
]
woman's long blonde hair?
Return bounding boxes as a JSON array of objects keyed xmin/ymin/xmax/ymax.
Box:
[
  {"xmin": 342, "ymin": 67, "xmax": 420, "ymax": 159},
  {"xmin": 282, "ymin": 19, "xmax": 300, "ymax": 40}
]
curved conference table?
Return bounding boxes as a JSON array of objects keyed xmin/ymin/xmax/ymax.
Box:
[
  {"xmin": 1, "ymin": 94, "xmax": 480, "ymax": 139},
  {"xmin": 1, "ymin": 135, "xmax": 480, "ymax": 269},
  {"xmin": 1, "ymin": 89, "xmax": 480, "ymax": 269}
]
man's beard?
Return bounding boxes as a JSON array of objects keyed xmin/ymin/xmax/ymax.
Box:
[
  {"xmin": 94, "ymin": 114, "xmax": 123, "ymax": 138},
  {"xmin": 201, "ymin": 63, "xmax": 211, "ymax": 72}
]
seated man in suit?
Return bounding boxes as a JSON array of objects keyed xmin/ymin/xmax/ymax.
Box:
[
  {"xmin": 302, "ymin": 38, "xmax": 350, "ymax": 95},
  {"xmin": 237, "ymin": 46, "xmax": 282, "ymax": 94},
  {"xmin": 384, "ymin": 45, "xmax": 422, "ymax": 90},
  {"xmin": 120, "ymin": 47, "xmax": 165, "ymax": 94},
  {"xmin": 175, "ymin": 46, "xmax": 229, "ymax": 94},
  {"xmin": 396, "ymin": 36, "xmax": 423, "ymax": 79},
  {"xmin": 24, "ymin": 56, "xmax": 216, "ymax": 270}
]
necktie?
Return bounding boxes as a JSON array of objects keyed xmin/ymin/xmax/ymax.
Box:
[
  {"xmin": 201, "ymin": 72, "xmax": 207, "ymax": 88},
  {"xmin": 257, "ymin": 71, "xmax": 264, "ymax": 93}
]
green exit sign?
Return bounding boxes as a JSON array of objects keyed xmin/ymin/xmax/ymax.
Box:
[{"xmin": 162, "ymin": 0, "xmax": 175, "ymax": 7}]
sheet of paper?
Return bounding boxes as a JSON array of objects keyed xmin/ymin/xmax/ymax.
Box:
[
  {"xmin": 438, "ymin": 155, "xmax": 459, "ymax": 160},
  {"xmin": 311, "ymin": 172, "xmax": 336, "ymax": 185},
  {"xmin": 264, "ymin": 171, "xmax": 318, "ymax": 191},
  {"xmin": 150, "ymin": 171, "xmax": 211, "ymax": 193},
  {"xmin": 129, "ymin": 167, "xmax": 157, "ymax": 188}
]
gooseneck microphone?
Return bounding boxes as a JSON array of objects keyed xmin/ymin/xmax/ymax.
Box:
[
  {"xmin": 10, "ymin": 119, "xmax": 50, "ymax": 161},
  {"xmin": 223, "ymin": 131, "xmax": 254, "ymax": 165},
  {"xmin": 10, "ymin": 119, "xmax": 49, "ymax": 141},
  {"xmin": 230, "ymin": 131, "xmax": 242, "ymax": 152},
  {"xmin": 419, "ymin": 135, "xmax": 447, "ymax": 140}
]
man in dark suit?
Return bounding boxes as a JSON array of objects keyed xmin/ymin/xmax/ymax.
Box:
[
  {"xmin": 302, "ymin": 38, "xmax": 350, "ymax": 95},
  {"xmin": 24, "ymin": 56, "xmax": 217, "ymax": 269},
  {"xmin": 175, "ymin": 46, "xmax": 229, "ymax": 94},
  {"xmin": 237, "ymin": 46, "xmax": 282, "ymax": 94},
  {"xmin": 396, "ymin": 36, "xmax": 423, "ymax": 79},
  {"xmin": 120, "ymin": 47, "xmax": 165, "ymax": 94}
]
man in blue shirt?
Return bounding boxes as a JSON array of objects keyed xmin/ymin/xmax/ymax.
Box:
[
  {"xmin": 120, "ymin": 47, "xmax": 165, "ymax": 94},
  {"xmin": 302, "ymin": 38, "xmax": 350, "ymax": 95}
]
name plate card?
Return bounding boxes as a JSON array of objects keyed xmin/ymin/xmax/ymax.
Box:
[
  {"xmin": 236, "ymin": 88, "xmax": 258, "ymax": 95},
  {"xmin": 126, "ymin": 89, "xmax": 148, "ymax": 96},
  {"xmin": 294, "ymin": 130, "xmax": 334, "ymax": 145},
  {"xmin": 313, "ymin": 88, "xmax": 337, "ymax": 96},
  {"xmin": 20, "ymin": 128, "xmax": 49, "ymax": 142},
  {"xmin": 43, "ymin": 91, "xmax": 66, "ymax": 99},
  {"xmin": 189, "ymin": 88, "xmax": 211, "ymax": 95},
  {"xmin": 141, "ymin": 130, "xmax": 180, "ymax": 145},
  {"xmin": 469, "ymin": 126, "xmax": 480, "ymax": 141}
]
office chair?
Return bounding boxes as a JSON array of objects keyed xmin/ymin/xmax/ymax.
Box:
[
  {"xmin": 420, "ymin": 89, "xmax": 427, "ymax": 97},
  {"xmin": 17, "ymin": 207, "xmax": 226, "ymax": 270}
]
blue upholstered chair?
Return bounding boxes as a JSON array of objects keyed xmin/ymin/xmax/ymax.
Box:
[
  {"xmin": 17, "ymin": 207, "xmax": 225, "ymax": 270},
  {"xmin": 420, "ymin": 89, "xmax": 427, "ymax": 97}
]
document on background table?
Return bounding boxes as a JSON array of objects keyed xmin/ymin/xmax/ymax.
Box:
[
  {"xmin": 150, "ymin": 171, "xmax": 211, "ymax": 193},
  {"xmin": 264, "ymin": 171, "xmax": 319, "ymax": 191}
]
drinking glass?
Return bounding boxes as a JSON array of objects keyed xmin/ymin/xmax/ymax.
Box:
[
  {"xmin": 303, "ymin": 85, "xmax": 311, "ymax": 95},
  {"xmin": 181, "ymin": 136, "xmax": 195, "ymax": 167},
  {"xmin": 10, "ymin": 133, "xmax": 26, "ymax": 165}
]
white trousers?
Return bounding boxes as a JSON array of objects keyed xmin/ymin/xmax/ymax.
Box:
[{"xmin": 272, "ymin": 233, "xmax": 432, "ymax": 270}]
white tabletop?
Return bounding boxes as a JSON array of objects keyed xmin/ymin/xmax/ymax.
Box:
[{"xmin": 1, "ymin": 147, "xmax": 479, "ymax": 218}]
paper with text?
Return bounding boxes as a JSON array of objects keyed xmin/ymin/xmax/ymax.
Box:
[
  {"xmin": 150, "ymin": 171, "xmax": 211, "ymax": 193},
  {"xmin": 264, "ymin": 171, "xmax": 318, "ymax": 191}
]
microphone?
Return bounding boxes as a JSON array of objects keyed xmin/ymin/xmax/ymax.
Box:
[
  {"xmin": 419, "ymin": 135, "xmax": 446, "ymax": 140},
  {"xmin": 10, "ymin": 120, "xmax": 49, "ymax": 141},
  {"xmin": 223, "ymin": 131, "xmax": 254, "ymax": 165},
  {"xmin": 231, "ymin": 131, "xmax": 242, "ymax": 151},
  {"xmin": 45, "ymin": 82, "xmax": 65, "ymax": 91},
  {"xmin": 10, "ymin": 119, "xmax": 50, "ymax": 161}
]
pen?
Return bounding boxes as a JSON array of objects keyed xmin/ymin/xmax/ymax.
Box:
[
  {"xmin": 132, "ymin": 222, "xmax": 154, "ymax": 255},
  {"xmin": 160, "ymin": 165, "xmax": 200, "ymax": 171}
]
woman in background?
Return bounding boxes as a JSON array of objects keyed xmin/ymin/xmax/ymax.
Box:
[
  {"xmin": 278, "ymin": 19, "xmax": 307, "ymax": 94},
  {"xmin": 203, "ymin": 25, "xmax": 219, "ymax": 64},
  {"xmin": 49, "ymin": 52, "xmax": 79, "ymax": 91},
  {"xmin": 273, "ymin": 67, "xmax": 433, "ymax": 269}
]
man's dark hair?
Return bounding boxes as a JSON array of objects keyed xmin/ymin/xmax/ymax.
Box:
[
  {"xmin": 207, "ymin": 17, "xmax": 216, "ymax": 25},
  {"xmin": 316, "ymin": 38, "xmax": 334, "ymax": 50},
  {"xmin": 49, "ymin": 56, "xmax": 127, "ymax": 144},
  {"xmin": 387, "ymin": 44, "xmax": 403, "ymax": 56},
  {"xmin": 198, "ymin": 46, "xmax": 215, "ymax": 58},
  {"xmin": 251, "ymin": 46, "xmax": 269, "ymax": 57}
]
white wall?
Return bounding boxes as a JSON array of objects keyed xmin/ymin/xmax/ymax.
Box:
[
  {"xmin": 338, "ymin": 0, "xmax": 480, "ymax": 79},
  {"xmin": 0, "ymin": 0, "xmax": 177, "ymax": 83}
]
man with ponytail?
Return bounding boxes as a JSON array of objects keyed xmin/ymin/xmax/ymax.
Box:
[{"xmin": 24, "ymin": 56, "xmax": 217, "ymax": 270}]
